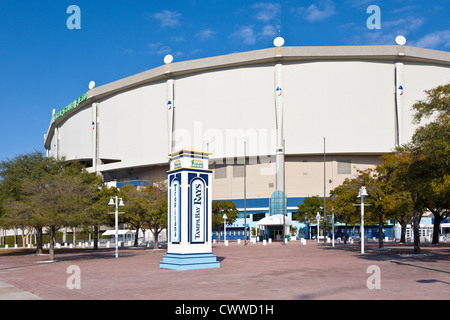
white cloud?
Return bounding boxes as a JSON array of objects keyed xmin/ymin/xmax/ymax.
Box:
[
  {"xmin": 157, "ymin": 45, "xmax": 173, "ymax": 55},
  {"xmin": 148, "ymin": 42, "xmax": 163, "ymax": 50},
  {"xmin": 195, "ymin": 29, "xmax": 218, "ymax": 41},
  {"xmin": 345, "ymin": 11, "xmax": 428, "ymax": 47},
  {"xmin": 123, "ymin": 48, "xmax": 134, "ymax": 55},
  {"xmin": 253, "ymin": 2, "xmax": 281, "ymax": 22},
  {"xmin": 148, "ymin": 43, "xmax": 183, "ymax": 57},
  {"xmin": 230, "ymin": 25, "xmax": 257, "ymax": 45},
  {"xmin": 171, "ymin": 36, "xmax": 185, "ymax": 42},
  {"xmin": 152, "ymin": 10, "xmax": 181, "ymax": 28},
  {"xmin": 259, "ymin": 24, "xmax": 279, "ymax": 39},
  {"xmin": 298, "ymin": 0, "xmax": 336, "ymax": 22},
  {"xmin": 344, "ymin": 0, "xmax": 372, "ymax": 9},
  {"xmin": 383, "ymin": 17, "xmax": 425, "ymax": 33},
  {"xmin": 412, "ymin": 30, "xmax": 450, "ymax": 49}
]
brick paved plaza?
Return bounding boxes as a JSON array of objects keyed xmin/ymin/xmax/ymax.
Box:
[{"xmin": 0, "ymin": 240, "xmax": 448, "ymax": 301}]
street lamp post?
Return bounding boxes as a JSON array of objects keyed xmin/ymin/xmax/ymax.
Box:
[
  {"xmin": 108, "ymin": 196, "xmax": 125, "ymax": 258},
  {"xmin": 316, "ymin": 212, "xmax": 320, "ymax": 243},
  {"xmin": 309, "ymin": 223, "xmax": 312, "ymax": 240},
  {"xmin": 332, "ymin": 208, "xmax": 335, "ymax": 247},
  {"xmin": 357, "ymin": 187, "xmax": 368, "ymax": 254},
  {"xmin": 223, "ymin": 213, "xmax": 228, "ymax": 244}
]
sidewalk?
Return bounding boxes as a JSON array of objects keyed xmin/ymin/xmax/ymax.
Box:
[
  {"xmin": 0, "ymin": 280, "xmax": 42, "ymax": 300},
  {"xmin": 0, "ymin": 241, "xmax": 448, "ymax": 300}
]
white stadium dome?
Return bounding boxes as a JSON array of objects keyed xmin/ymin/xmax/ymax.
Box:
[{"xmin": 44, "ymin": 44, "xmax": 450, "ymax": 239}]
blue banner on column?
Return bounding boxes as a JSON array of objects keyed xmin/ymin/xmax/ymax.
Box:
[{"xmin": 189, "ymin": 177, "xmax": 207, "ymax": 244}]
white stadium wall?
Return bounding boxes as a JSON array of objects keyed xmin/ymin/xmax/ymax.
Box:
[
  {"xmin": 173, "ymin": 64, "xmax": 276, "ymax": 160},
  {"xmin": 284, "ymin": 60, "xmax": 396, "ymax": 154},
  {"xmin": 96, "ymin": 81, "xmax": 168, "ymax": 167},
  {"xmin": 57, "ymin": 105, "xmax": 93, "ymax": 161}
]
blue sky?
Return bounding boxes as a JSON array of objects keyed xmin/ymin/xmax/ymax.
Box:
[{"xmin": 0, "ymin": 0, "xmax": 449, "ymax": 161}]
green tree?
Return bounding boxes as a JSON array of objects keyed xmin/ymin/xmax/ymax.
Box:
[
  {"xmin": 386, "ymin": 148, "xmax": 429, "ymax": 253},
  {"xmin": 401, "ymin": 83, "xmax": 450, "ymax": 248},
  {"xmin": 212, "ymin": 200, "xmax": 238, "ymax": 242},
  {"xmin": 0, "ymin": 151, "xmax": 65, "ymax": 201},
  {"xmin": 294, "ymin": 196, "xmax": 329, "ymax": 239},
  {"xmin": 377, "ymin": 153, "xmax": 414, "ymax": 243},
  {"xmin": 332, "ymin": 167, "xmax": 412, "ymax": 248},
  {"xmin": 0, "ymin": 152, "xmax": 65, "ymax": 253},
  {"xmin": 18, "ymin": 172, "xmax": 97, "ymax": 260},
  {"xmin": 62, "ymin": 162, "xmax": 102, "ymax": 248},
  {"xmin": 411, "ymin": 83, "xmax": 449, "ymax": 123},
  {"xmin": 0, "ymin": 152, "xmax": 100, "ymax": 258},
  {"xmin": 366, "ymin": 168, "xmax": 413, "ymax": 248},
  {"xmin": 120, "ymin": 184, "xmax": 148, "ymax": 247},
  {"xmin": 111, "ymin": 182, "xmax": 167, "ymax": 249},
  {"xmin": 330, "ymin": 180, "xmax": 360, "ymax": 244},
  {"xmin": 89, "ymin": 185, "xmax": 119, "ymax": 249},
  {"xmin": 426, "ymin": 177, "xmax": 450, "ymax": 244},
  {"xmin": 141, "ymin": 183, "xmax": 168, "ymax": 249}
]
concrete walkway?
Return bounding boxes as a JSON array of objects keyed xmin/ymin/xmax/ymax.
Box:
[
  {"xmin": 0, "ymin": 241, "xmax": 448, "ymax": 300},
  {"xmin": 0, "ymin": 280, "xmax": 42, "ymax": 300}
]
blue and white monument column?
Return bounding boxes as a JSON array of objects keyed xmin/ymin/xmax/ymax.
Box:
[{"xmin": 160, "ymin": 148, "xmax": 220, "ymax": 270}]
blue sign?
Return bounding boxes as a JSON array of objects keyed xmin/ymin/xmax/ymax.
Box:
[{"xmin": 190, "ymin": 178, "xmax": 206, "ymax": 244}]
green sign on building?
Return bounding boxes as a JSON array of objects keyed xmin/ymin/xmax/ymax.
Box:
[{"xmin": 54, "ymin": 93, "xmax": 88, "ymax": 120}]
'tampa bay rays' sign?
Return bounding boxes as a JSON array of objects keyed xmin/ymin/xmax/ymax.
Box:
[
  {"xmin": 170, "ymin": 178, "xmax": 181, "ymax": 243},
  {"xmin": 190, "ymin": 178, "xmax": 206, "ymax": 243},
  {"xmin": 161, "ymin": 148, "xmax": 219, "ymax": 270},
  {"xmin": 54, "ymin": 93, "xmax": 88, "ymax": 120}
]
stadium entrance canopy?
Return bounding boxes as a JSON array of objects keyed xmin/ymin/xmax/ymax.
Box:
[{"xmin": 257, "ymin": 214, "xmax": 292, "ymax": 241}]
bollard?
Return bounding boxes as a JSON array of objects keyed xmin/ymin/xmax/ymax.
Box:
[
  {"xmin": 263, "ymin": 239, "xmax": 267, "ymax": 246},
  {"xmin": 268, "ymin": 238, "xmax": 272, "ymax": 244},
  {"xmin": 237, "ymin": 239, "xmax": 241, "ymax": 244},
  {"xmin": 225, "ymin": 240, "xmax": 229, "ymax": 246}
]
